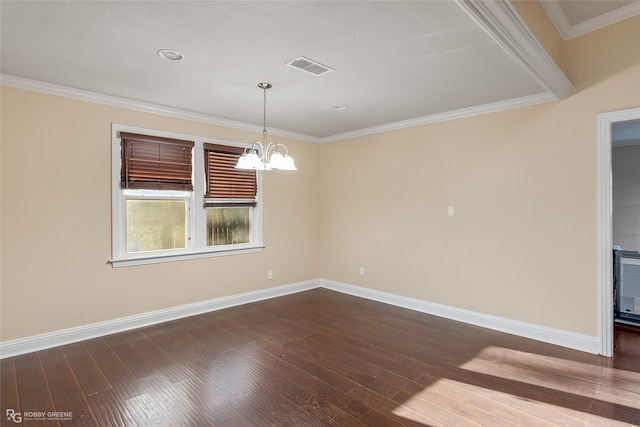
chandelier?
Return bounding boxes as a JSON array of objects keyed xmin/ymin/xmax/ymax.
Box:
[{"xmin": 235, "ymin": 82, "xmax": 297, "ymax": 171}]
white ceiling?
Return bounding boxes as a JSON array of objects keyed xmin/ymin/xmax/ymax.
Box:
[{"xmin": 1, "ymin": 1, "xmax": 638, "ymax": 143}]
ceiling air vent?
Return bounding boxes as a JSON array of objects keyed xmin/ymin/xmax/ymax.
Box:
[{"xmin": 286, "ymin": 56, "xmax": 334, "ymax": 76}]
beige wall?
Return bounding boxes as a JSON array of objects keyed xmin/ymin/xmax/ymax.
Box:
[
  {"xmin": 510, "ymin": 0, "xmax": 563, "ymax": 67},
  {"xmin": 613, "ymin": 145, "xmax": 640, "ymax": 251},
  {"xmin": 320, "ymin": 15, "xmax": 640, "ymax": 336},
  {"xmin": 0, "ymin": 87, "xmax": 321, "ymax": 341},
  {"xmin": 1, "ymin": 12, "xmax": 639, "ymax": 343}
]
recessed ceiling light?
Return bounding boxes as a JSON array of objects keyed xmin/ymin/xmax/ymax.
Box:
[
  {"xmin": 332, "ymin": 104, "xmax": 348, "ymax": 111},
  {"xmin": 157, "ymin": 49, "xmax": 184, "ymax": 61}
]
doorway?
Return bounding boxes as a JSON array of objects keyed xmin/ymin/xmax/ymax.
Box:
[{"xmin": 597, "ymin": 107, "xmax": 640, "ymax": 357}]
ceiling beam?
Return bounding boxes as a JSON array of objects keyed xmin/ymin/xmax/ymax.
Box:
[{"xmin": 457, "ymin": 0, "xmax": 573, "ymax": 100}]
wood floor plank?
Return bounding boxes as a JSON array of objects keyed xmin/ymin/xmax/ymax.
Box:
[
  {"xmin": 392, "ymin": 389, "xmax": 488, "ymax": 427},
  {"xmin": 347, "ymin": 385, "xmax": 441, "ymax": 427},
  {"xmin": 122, "ymin": 329, "xmax": 187, "ymax": 384},
  {"xmin": 215, "ymin": 346, "xmax": 369, "ymax": 427},
  {"xmin": 87, "ymin": 389, "xmax": 137, "ymax": 427},
  {"xmin": 161, "ymin": 376, "xmax": 255, "ymax": 426},
  {"xmin": 123, "ymin": 392, "xmax": 173, "ymax": 426},
  {"xmin": 190, "ymin": 347, "xmax": 309, "ymax": 427},
  {"xmin": 202, "ymin": 311, "xmax": 366, "ymax": 415},
  {"xmin": 282, "ymin": 336, "xmax": 403, "ymax": 398},
  {"xmin": 102, "ymin": 332, "xmax": 157, "ymax": 380},
  {"xmin": 2, "ymin": 288, "xmax": 639, "ymax": 426},
  {"xmin": 358, "ymin": 408, "xmax": 431, "ymax": 427},
  {"xmin": 245, "ymin": 340, "xmax": 373, "ymax": 420},
  {"xmin": 308, "ymin": 331, "xmax": 425, "ymax": 381},
  {"xmin": 62, "ymin": 342, "xmax": 111, "ymax": 398},
  {"xmin": 1, "ymin": 358, "xmax": 21, "ymax": 420},
  {"xmin": 218, "ymin": 309, "xmax": 297, "ymax": 346},
  {"xmin": 84, "ymin": 337, "xmax": 145, "ymax": 400},
  {"xmin": 142, "ymin": 324, "xmax": 197, "ymax": 364},
  {"xmin": 39, "ymin": 347, "xmax": 98, "ymax": 427},
  {"xmin": 613, "ymin": 324, "xmax": 640, "ymax": 373},
  {"xmin": 146, "ymin": 379, "xmax": 216, "ymax": 427},
  {"xmin": 193, "ymin": 310, "xmax": 371, "ymax": 426},
  {"xmin": 14, "ymin": 353, "xmax": 59, "ymax": 427},
  {"xmin": 258, "ymin": 338, "xmax": 361, "ymax": 394},
  {"xmin": 180, "ymin": 315, "xmax": 238, "ymax": 354},
  {"xmin": 409, "ymin": 374, "xmax": 560, "ymax": 427}
]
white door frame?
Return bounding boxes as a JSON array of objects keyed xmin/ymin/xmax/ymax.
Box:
[{"xmin": 597, "ymin": 106, "xmax": 640, "ymax": 357}]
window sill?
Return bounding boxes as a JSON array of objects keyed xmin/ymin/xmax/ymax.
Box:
[{"xmin": 110, "ymin": 245, "xmax": 265, "ymax": 268}]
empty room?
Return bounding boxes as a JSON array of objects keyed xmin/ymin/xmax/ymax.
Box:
[{"xmin": 1, "ymin": 0, "xmax": 639, "ymax": 425}]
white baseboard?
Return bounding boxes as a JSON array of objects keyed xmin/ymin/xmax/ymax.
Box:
[
  {"xmin": 0, "ymin": 279, "xmax": 320, "ymax": 359},
  {"xmin": 0, "ymin": 278, "xmax": 600, "ymax": 359},
  {"xmin": 321, "ymin": 279, "xmax": 600, "ymax": 355}
]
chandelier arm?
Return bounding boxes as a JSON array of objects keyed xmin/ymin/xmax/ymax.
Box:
[
  {"xmin": 265, "ymin": 141, "xmax": 278, "ymax": 155},
  {"xmin": 245, "ymin": 141, "xmax": 261, "ymax": 154}
]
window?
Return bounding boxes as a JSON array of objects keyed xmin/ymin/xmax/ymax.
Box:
[
  {"xmin": 204, "ymin": 143, "xmax": 257, "ymax": 247},
  {"xmin": 112, "ymin": 125, "xmax": 263, "ymax": 267}
]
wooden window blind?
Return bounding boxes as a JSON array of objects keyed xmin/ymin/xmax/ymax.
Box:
[
  {"xmin": 204, "ymin": 143, "xmax": 257, "ymax": 206},
  {"xmin": 120, "ymin": 132, "xmax": 194, "ymax": 191}
]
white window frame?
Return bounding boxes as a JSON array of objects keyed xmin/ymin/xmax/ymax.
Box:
[{"xmin": 111, "ymin": 124, "xmax": 263, "ymax": 267}]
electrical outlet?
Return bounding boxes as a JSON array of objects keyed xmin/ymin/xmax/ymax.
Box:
[
  {"xmin": 267, "ymin": 270, "xmax": 273, "ymax": 280},
  {"xmin": 359, "ymin": 267, "xmax": 365, "ymax": 276}
]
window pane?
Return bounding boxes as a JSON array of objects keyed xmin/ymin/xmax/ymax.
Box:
[
  {"xmin": 126, "ymin": 200, "xmax": 187, "ymax": 252},
  {"xmin": 206, "ymin": 207, "xmax": 251, "ymax": 246}
]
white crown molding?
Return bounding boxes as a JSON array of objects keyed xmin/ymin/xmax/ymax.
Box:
[
  {"xmin": 321, "ymin": 279, "xmax": 600, "ymax": 355},
  {"xmin": 0, "ymin": 278, "xmax": 601, "ymax": 358},
  {"xmin": 0, "ymin": 74, "xmax": 323, "ymax": 144},
  {"xmin": 320, "ymin": 92, "xmax": 555, "ymax": 144},
  {"xmin": 2, "ymin": 73, "xmax": 559, "ymax": 146},
  {"xmin": 540, "ymin": 0, "xmax": 572, "ymax": 40},
  {"xmin": 567, "ymin": 1, "xmax": 640, "ymax": 40},
  {"xmin": 542, "ymin": 0, "xmax": 640, "ymax": 40},
  {"xmin": 457, "ymin": 0, "xmax": 572, "ymax": 100}
]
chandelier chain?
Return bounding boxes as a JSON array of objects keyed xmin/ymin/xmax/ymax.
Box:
[{"xmin": 263, "ymin": 85, "xmax": 268, "ymax": 143}]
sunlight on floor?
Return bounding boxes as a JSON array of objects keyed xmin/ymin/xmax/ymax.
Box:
[
  {"xmin": 458, "ymin": 346, "xmax": 640, "ymax": 407},
  {"xmin": 391, "ymin": 399, "xmax": 436, "ymax": 425},
  {"xmin": 393, "ymin": 377, "xmax": 538, "ymax": 425},
  {"xmin": 394, "ymin": 375, "xmax": 636, "ymax": 427},
  {"xmin": 392, "ymin": 346, "xmax": 640, "ymax": 426}
]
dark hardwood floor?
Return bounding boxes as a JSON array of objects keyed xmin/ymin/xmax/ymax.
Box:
[{"xmin": 2, "ymin": 288, "xmax": 639, "ymax": 426}]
